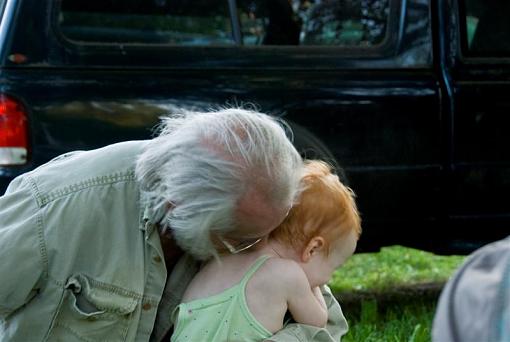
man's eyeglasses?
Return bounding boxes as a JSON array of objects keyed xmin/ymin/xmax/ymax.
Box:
[{"xmin": 218, "ymin": 236, "xmax": 263, "ymax": 254}]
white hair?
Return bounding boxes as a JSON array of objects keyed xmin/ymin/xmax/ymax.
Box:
[{"xmin": 135, "ymin": 108, "xmax": 303, "ymax": 260}]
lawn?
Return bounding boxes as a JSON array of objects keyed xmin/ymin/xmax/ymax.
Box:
[
  {"xmin": 328, "ymin": 246, "xmax": 466, "ymax": 341},
  {"xmin": 342, "ymin": 299, "xmax": 435, "ymax": 342}
]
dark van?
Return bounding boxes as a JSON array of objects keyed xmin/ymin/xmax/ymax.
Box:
[{"xmin": 0, "ymin": 0, "xmax": 509, "ymax": 253}]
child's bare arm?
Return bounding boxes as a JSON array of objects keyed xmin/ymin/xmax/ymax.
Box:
[
  {"xmin": 312, "ymin": 286, "xmax": 328, "ymax": 311},
  {"xmin": 283, "ymin": 262, "xmax": 328, "ymax": 328}
]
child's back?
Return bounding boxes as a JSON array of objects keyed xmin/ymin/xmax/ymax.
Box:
[{"xmin": 171, "ymin": 245, "xmax": 303, "ymax": 341}]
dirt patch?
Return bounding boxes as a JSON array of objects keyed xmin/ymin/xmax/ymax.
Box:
[{"xmin": 334, "ymin": 282, "xmax": 445, "ymax": 313}]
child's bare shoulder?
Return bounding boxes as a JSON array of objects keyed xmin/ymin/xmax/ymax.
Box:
[{"xmin": 262, "ymin": 257, "xmax": 308, "ymax": 285}]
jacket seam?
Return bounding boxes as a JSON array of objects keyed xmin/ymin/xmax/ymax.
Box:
[
  {"xmin": 87, "ymin": 275, "xmax": 145, "ymax": 300},
  {"xmin": 47, "ymin": 273, "xmax": 149, "ymax": 302},
  {"xmin": 49, "ymin": 275, "xmax": 64, "ymax": 287},
  {"xmin": 35, "ymin": 170, "xmax": 136, "ymax": 207},
  {"xmin": 36, "ymin": 207, "xmax": 49, "ymax": 282},
  {"xmin": 26, "ymin": 174, "xmax": 44, "ymax": 207},
  {"xmin": 43, "ymin": 280, "xmax": 67, "ymax": 342},
  {"xmin": 71, "ymin": 273, "xmax": 155, "ymax": 301},
  {"xmin": 23, "ymin": 175, "xmax": 50, "ymax": 284}
]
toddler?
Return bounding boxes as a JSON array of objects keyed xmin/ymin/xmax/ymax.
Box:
[{"xmin": 171, "ymin": 160, "xmax": 361, "ymax": 341}]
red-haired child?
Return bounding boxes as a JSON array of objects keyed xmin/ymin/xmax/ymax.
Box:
[{"xmin": 171, "ymin": 160, "xmax": 362, "ymax": 342}]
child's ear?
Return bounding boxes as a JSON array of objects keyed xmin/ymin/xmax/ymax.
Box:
[{"xmin": 301, "ymin": 236, "xmax": 325, "ymax": 262}]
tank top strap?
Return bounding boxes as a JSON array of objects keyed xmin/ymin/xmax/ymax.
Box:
[{"xmin": 239, "ymin": 255, "xmax": 272, "ymax": 287}]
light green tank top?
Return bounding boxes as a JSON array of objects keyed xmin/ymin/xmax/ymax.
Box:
[{"xmin": 171, "ymin": 255, "xmax": 273, "ymax": 342}]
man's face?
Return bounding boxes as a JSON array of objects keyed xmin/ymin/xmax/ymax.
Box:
[{"xmin": 220, "ymin": 187, "xmax": 292, "ymax": 253}]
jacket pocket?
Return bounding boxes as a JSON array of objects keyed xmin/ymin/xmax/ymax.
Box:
[{"xmin": 47, "ymin": 274, "xmax": 138, "ymax": 342}]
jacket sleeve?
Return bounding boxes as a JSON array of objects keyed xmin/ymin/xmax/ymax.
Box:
[
  {"xmin": 266, "ymin": 285, "xmax": 349, "ymax": 342},
  {"xmin": 0, "ymin": 175, "xmax": 46, "ymax": 317}
]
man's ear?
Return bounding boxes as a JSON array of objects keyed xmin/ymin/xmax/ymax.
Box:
[{"xmin": 301, "ymin": 236, "xmax": 325, "ymax": 262}]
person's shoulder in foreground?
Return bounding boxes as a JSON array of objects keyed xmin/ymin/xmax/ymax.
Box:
[{"xmin": 432, "ymin": 236, "xmax": 510, "ymax": 342}]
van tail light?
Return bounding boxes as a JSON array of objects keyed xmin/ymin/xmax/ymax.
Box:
[{"xmin": 0, "ymin": 94, "xmax": 29, "ymax": 165}]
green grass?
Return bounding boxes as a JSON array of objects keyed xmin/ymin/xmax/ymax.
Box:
[
  {"xmin": 327, "ymin": 246, "xmax": 466, "ymax": 341},
  {"xmin": 342, "ymin": 300, "xmax": 435, "ymax": 342},
  {"xmin": 329, "ymin": 245, "xmax": 466, "ymax": 293}
]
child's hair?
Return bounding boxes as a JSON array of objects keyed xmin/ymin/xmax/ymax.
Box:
[{"xmin": 270, "ymin": 160, "xmax": 361, "ymax": 255}]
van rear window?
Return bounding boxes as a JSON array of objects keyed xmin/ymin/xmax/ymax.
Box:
[
  {"xmin": 59, "ymin": 1, "xmax": 235, "ymax": 46},
  {"xmin": 59, "ymin": 0, "xmax": 391, "ymax": 48}
]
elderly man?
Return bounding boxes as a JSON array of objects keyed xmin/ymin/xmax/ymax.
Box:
[{"xmin": 0, "ymin": 108, "xmax": 348, "ymax": 341}]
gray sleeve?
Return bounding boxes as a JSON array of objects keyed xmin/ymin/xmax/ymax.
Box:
[
  {"xmin": 267, "ymin": 285, "xmax": 349, "ymax": 342},
  {"xmin": 432, "ymin": 237, "xmax": 510, "ymax": 342},
  {"xmin": 0, "ymin": 176, "xmax": 47, "ymax": 317}
]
